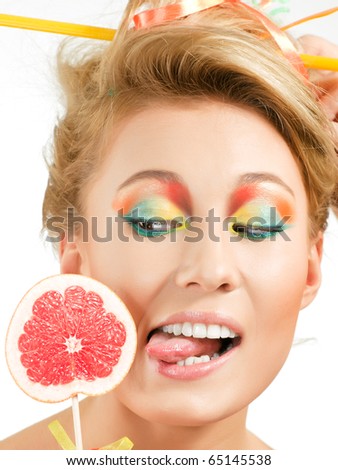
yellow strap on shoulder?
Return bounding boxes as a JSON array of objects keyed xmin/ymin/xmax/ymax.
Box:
[
  {"xmin": 100, "ymin": 437, "xmax": 134, "ymax": 450},
  {"xmin": 48, "ymin": 420, "xmax": 76, "ymax": 451},
  {"xmin": 48, "ymin": 420, "xmax": 134, "ymax": 450}
]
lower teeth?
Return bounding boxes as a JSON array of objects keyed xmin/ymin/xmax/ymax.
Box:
[
  {"xmin": 176, "ymin": 352, "xmax": 220, "ymax": 367},
  {"xmin": 173, "ymin": 336, "xmax": 238, "ymax": 367}
]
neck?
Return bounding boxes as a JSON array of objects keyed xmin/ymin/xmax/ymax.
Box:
[{"xmin": 82, "ymin": 393, "xmax": 254, "ymax": 450}]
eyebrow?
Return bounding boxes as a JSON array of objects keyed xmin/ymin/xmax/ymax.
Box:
[
  {"xmin": 236, "ymin": 172, "xmax": 295, "ymax": 197},
  {"xmin": 117, "ymin": 169, "xmax": 295, "ymax": 197},
  {"xmin": 117, "ymin": 169, "xmax": 185, "ymax": 191}
]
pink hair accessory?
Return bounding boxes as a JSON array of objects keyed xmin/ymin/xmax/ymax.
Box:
[
  {"xmin": 133, "ymin": 0, "xmax": 224, "ymax": 29},
  {"xmin": 132, "ymin": 0, "xmax": 308, "ymax": 78}
]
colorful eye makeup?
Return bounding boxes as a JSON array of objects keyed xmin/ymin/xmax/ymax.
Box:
[
  {"xmin": 113, "ymin": 180, "xmax": 191, "ymax": 238},
  {"xmin": 113, "ymin": 180, "xmax": 191, "ymax": 214},
  {"xmin": 228, "ymin": 185, "xmax": 295, "ymax": 240},
  {"xmin": 112, "ymin": 178, "xmax": 295, "ymax": 240}
]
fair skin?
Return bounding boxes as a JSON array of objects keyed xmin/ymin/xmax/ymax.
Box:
[{"xmin": 1, "ymin": 100, "xmax": 323, "ymax": 450}]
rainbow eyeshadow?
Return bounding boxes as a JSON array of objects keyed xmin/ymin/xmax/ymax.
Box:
[
  {"xmin": 112, "ymin": 180, "xmax": 191, "ymax": 237},
  {"xmin": 228, "ymin": 185, "xmax": 295, "ymax": 240}
]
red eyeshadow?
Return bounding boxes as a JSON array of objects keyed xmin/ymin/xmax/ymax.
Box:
[
  {"xmin": 163, "ymin": 181, "xmax": 192, "ymax": 214},
  {"xmin": 229, "ymin": 184, "xmax": 295, "ymax": 223},
  {"xmin": 112, "ymin": 180, "xmax": 192, "ymax": 215},
  {"xmin": 228, "ymin": 185, "xmax": 259, "ymax": 215}
]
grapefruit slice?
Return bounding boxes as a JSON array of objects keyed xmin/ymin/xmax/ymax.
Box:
[{"xmin": 5, "ymin": 274, "xmax": 137, "ymax": 403}]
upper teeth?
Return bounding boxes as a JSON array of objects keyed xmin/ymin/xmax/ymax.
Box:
[{"xmin": 160, "ymin": 322, "xmax": 237, "ymax": 339}]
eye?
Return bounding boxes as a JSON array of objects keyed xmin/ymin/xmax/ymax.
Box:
[
  {"xmin": 231, "ymin": 223, "xmax": 285, "ymax": 240},
  {"xmin": 125, "ymin": 217, "xmax": 185, "ymax": 238}
]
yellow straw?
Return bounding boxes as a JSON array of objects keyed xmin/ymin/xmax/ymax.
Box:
[
  {"xmin": 1, "ymin": 13, "xmax": 338, "ymax": 72},
  {"xmin": 300, "ymin": 53, "xmax": 338, "ymax": 72},
  {"xmin": 0, "ymin": 13, "xmax": 115, "ymax": 40}
]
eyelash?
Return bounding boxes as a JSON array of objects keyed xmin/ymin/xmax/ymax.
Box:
[
  {"xmin": 231, "ymin": 224, "xmax": 285, "ymax": 240},
  {"xmin": 124, "ymin": 217, "xmax": 185, "ymax": 237}
]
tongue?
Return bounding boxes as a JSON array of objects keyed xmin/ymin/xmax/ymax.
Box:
[{"xmin": 146, "ymin": 331, "xmax": 221, "ymax": 363}]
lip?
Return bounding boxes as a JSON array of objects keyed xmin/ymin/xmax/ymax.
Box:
[
  {"xmin": 148, "ymin": 310, "xmax": 243, "ymax": 337},
  {"xmin": 157, "ymin": 345, "xmax": 239, "ymax": 380},
  {"xmin": 146, "ymin": 310, "xmax": 243, "ymax": 380}
]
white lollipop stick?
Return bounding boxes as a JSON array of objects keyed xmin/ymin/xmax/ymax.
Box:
[{"xmin": 72, "ymin": 395, "xmax": 83, "ymax": 450}]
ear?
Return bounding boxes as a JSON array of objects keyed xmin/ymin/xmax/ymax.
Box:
[
  {"xmin": 300, "ymin": 231, "xmax": 324, "ymax": 310},
  {"xmin": 59, "ymin": 236, "xmax": 86, "ymax": 275}
]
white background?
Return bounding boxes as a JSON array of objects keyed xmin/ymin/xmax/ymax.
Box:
[{"xmin": 0, "ymin": 0, "xmax": 337, "ymax": 452}]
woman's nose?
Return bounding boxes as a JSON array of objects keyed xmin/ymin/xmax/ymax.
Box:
[{"xmin": 174, "ymin": 221, "xmax": 241, "ymax": 293}]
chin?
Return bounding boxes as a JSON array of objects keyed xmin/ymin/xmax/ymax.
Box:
[
  {"xmin": 118, "ymin": 388, "xmax": 248, "ymax": 427},
  {"xmin": 134, "ymin": 407, "xmax": 223, "ymax": 427}
]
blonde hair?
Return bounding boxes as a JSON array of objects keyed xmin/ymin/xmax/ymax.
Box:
[{"xmin": 43, "ymin": 0, "xmax": 338, "ymax": 241}]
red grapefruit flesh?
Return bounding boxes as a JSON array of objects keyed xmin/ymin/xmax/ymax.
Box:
[{"xmin": 5, "ymin": 274, "xmax": 137, "ymax": 403}]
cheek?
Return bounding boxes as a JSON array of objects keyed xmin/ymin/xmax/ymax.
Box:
[
  {"xmin": 231, "ymin": 241, "xmax": 310, "ymax": 396},
  {"xmin": 243, "ymin": 236, "xmax": 310, "ymax": 364},
  {"xmin": 78, "ymin": 219, "xmax": 182, "ymax": 324},
  {"xmin": 253, "ymin": 251, "xmax": 308, "ymax": 321}
]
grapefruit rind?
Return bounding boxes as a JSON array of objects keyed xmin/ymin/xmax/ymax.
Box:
[{"xmin": 5, "ymin": 274, "xmax": 137, "ymax": 403}]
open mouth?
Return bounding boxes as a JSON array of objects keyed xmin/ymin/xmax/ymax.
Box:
[{"xmin": 146, "ymin": 322, "xmax": 242, "ymax": 369}]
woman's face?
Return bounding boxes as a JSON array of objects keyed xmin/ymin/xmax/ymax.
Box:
[{"xmin": 62, "ymin": 100, "xmax": 322, "ymax": 426}]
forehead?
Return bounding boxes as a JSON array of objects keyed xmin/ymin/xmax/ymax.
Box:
[{"xmin": 92, "ymin": 100, "xmax": 307, "ymax": 207}]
